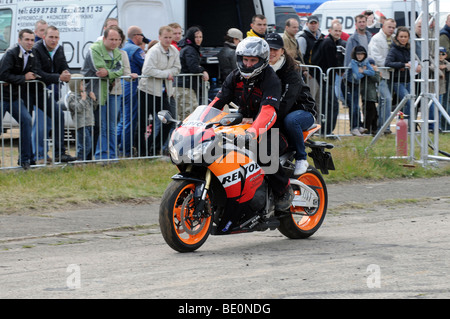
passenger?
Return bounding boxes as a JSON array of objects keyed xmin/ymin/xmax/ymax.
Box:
[
  {"xmin": 67, "ymin": 75, "xmax": 97, "ymax": 161},
  {"xmin": 217, "ymin": 28, "xmax": 243, "ymax": 83},
  {"xmin": 246, "ymin": 14, "xmax": 267, "ymax": 39},
  {"xmin": 175, "ymin": 26, "xmax": 209, "ymax": 120},
  {"xmin": 210, "ymin": 36, "xmax": 294, "ymax": 217},
  {"xmin": 266, "ymin": 33, "xmax": 316, "ymax": 175},
  {"xmin": 137, "ymin": 25, "xmax": 180, "ymax": 156},
  {"xmin": 0, "ymin": 29, "xmax": 35, "ymax": 169},
  {"xmin": 32, "ymin": 25, "xmax": 76, "ymax": 164}
]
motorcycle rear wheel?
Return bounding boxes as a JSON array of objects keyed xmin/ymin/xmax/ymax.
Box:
[
  {"xmin": 159, "ymin": 180, "xmax": 212, "ymax": 252},
  {"xmin": 278, "ymin": 166, "xmax": 327, "ymax": 239}
]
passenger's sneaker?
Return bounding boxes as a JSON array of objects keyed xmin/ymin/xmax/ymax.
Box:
[
  {"xmin": 274, "ymin": 186, "xmax": 294, "ymax": 211},
  {"xmin": 294, "ymin": 159, "xmax": 309, "ymax": 175},
  {"xmin": 351, "ymin": 128, "xmax": 362, "ymax": 136}
]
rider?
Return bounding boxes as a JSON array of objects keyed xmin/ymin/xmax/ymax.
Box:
[{"xmin": 209, "ymin": 36, "xmax": 294, "ymax": 216}]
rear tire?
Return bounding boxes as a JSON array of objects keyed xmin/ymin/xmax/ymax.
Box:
[
  {"xmin": 159, "ymin": 180, "xmax": 212, "ymax": 252},
  {"xmin": 278, "ymin": 166, "xmax": 327, "ymax": 239}
]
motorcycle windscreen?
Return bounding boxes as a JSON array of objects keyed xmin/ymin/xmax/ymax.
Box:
[{"xmin": 169, "ymin": 106, "xmax": 227, "ymax": 162}]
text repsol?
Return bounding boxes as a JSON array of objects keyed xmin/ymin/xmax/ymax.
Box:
[{"xmin": 221, "ymin": 163, "xmax": 261, "ymax": 185}]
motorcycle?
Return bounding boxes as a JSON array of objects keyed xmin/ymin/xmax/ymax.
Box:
[{"xmin": 158, "ymin": 105, "xmax": 335, "ymax": 253}]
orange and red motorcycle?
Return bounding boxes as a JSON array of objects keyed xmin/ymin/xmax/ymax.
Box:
[{"xmin": 158, "ymin": 105, "xmax": 334, "ymax": 253}]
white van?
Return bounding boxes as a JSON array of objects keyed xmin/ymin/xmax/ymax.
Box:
[
  {"xmin": 0, "ymin": 0, "xmax": 275, "ymax": 70},
  {"xmin": 438, "ymin": 2, "xmax": 450, "ymax": 28},
  {"xmin": 312, "ymin": 0, "xmax": 421, "ymax": 35}
]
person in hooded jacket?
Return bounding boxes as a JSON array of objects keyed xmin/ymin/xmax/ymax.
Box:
[
  {"xmin": 175, "ymin": 26, "xmax": 209, "ymax": 119},
  {"xmin": 266, "ymin": 33, "xmax": 316, "ymax": 175},
  {"xmin": 344, "ymin": 45, "xmax": 375, "ymax": 136}
]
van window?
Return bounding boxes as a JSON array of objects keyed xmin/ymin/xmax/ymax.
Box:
[
  {"xmin": 394, "ymin": 11, "xmax": 406, "ymax": 28},
  {"xmin": 0, "ymin": 9, "xmax": 12, "ymax": 51},
  {"xmin": 275, "ymin": 7, "xmax": 301, "ymax": 33},
  {"xmin": 186, "ymin": 0, "xmax": 256, "ymax": 47},
  {"xmin": 394, "ymin": 11, "xmax": 418, "ymax": 29}
]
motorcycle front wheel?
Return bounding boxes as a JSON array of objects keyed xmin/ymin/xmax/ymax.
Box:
[
  {"xmin": 159, "ymin": 180, "xmax": 212, "ymax": 252},
  {"xmin": 278, "ymin": 166, "xmax": 327, "ymax": 239}
]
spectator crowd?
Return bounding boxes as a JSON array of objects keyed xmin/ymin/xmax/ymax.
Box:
[{"xmin": 1, "ymin": 10, "xmax": 450, "ymax": 170}]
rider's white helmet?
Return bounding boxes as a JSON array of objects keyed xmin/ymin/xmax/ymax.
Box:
[{"xmin": 236, "ymin": 37, "xmax": 270, "ymax": 80}]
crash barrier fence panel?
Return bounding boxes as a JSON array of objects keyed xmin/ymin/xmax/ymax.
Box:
[
  {"xmin": 299, "ymin": 64, "xmax": 450, "ymax": 138},
  {"xmin": 0, "ymin": 74, "xmax": 207, "ymax": 170},
  {"xmin": 2, "ymin": 68, "xmax": 450, "ymax": 170}
]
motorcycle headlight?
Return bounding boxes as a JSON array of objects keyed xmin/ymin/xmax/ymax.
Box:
[
  {"xmin": 186, "ymin": 141, "xmax": 214, "ymax": 163},
  {"xmin": 168, "ymin": 139, "xmax": 180, "ymax": 163}
]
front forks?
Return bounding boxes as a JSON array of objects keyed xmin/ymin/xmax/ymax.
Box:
[{"xmin": 193, "ymin": 169, "xmax": 212, "ymax": 218}]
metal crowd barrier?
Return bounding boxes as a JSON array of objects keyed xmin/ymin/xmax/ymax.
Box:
[
  {"xmin": 2, "ymin": 68, "xmax": 450, "ymax": 170},
  {"xmin": 300, "ymin": 64, "xmax": 450, "ymax": 138},
  {"xmin": 0, "ymin": 74, "xmax": 206, "ymax": 170}
]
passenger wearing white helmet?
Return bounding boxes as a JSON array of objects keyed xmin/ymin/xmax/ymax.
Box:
[{"xmin": 210, "ymin": 36, "xmax": 294, "ymax": 216}]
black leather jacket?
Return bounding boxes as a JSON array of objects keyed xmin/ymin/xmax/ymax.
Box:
[
  {"xmin": 0, "ymin": 44, "xmax": 38, "ymax": 101},
  {"xmin": 32, "ymin": 39, "xmax": 70, "ymax": 86}
]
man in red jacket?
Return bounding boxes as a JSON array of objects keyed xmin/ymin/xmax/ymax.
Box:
[{"xmin": 210, "ymin": 37, "xmax": 294, "ymax": 215}]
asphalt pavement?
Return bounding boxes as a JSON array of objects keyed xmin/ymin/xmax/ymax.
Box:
[{"xmin": 1, "ymin": 176, "xmax": 448, "ymax": 242}]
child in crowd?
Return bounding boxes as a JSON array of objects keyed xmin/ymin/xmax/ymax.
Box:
[
  {"xmin": 344, "ymin": 45, "xmax": 375, "ymax": 136},
  {"xmin": 67, "ymin": 74, "xmax": 97, "ymax": 160},
  {"xmin": 360, "ymin": 58, "xmax": 381, "ymax": 135}
]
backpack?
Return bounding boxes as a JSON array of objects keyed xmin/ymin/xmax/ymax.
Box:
[{"xmin": 309, "ymin": 37, "xmax": 325, "ymax": 65}]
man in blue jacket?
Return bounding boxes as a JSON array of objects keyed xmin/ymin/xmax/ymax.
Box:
[{"xmin": 117, "ymin": 26, "xmax": 146, "ymax": 157}]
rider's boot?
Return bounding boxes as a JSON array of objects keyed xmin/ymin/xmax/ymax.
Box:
[{"xmin": 274, "ymin": 185, "xmax": 294, "ymax": 211}]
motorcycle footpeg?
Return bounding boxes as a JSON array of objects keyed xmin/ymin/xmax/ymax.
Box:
[{"xmin": 254, "ymin": 218, "xmax": 280, "ymax": 232}]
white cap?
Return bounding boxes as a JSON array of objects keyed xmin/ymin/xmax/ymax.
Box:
[{"xmin": 227, "ymin": 28, "xmax": 243, "ymax": 41}]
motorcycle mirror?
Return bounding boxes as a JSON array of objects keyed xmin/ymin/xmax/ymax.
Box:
[
  {"xmin": 158, "ymin": 110, "xmax": 175, "ymax": 124},
  {"xmin": 219, "ymin": 113, "xmax": 243, "ymax": 126}
]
